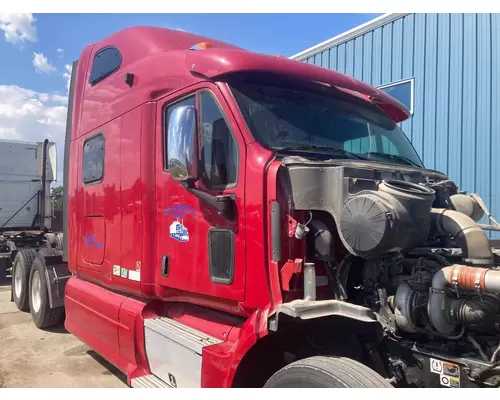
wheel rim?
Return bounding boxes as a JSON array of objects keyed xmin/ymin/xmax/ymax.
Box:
[
  {"xmin": 14, "ymin": 263, "xmax": 23, "ymax": 299},
  {"xmin": 31, "ymin": 270, "xmax": 42, "ymax": 313}
]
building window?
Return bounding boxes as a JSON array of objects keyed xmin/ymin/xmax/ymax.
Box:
[
  {"xmin": 199, "ymin": 91, "xmax": 238, "ymax": 188},
  {"xmin": 163, "ymin": 95, "xmax": 196, "ymax": 170},
  {"xmin": 82, "ymin": 133, "xmax": 105, "ymax": 184},
  {"xmin": 89, "ymin": 47, "xmax": 122, "ymax": 86},
  {"xmin": 377, "ymin": 78, "xmax": 414, "ymax": 114}
]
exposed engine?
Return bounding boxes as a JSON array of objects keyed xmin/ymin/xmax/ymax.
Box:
[
  {"xmin": 280, "ymin": 159, "xmax": 500, "ymax": 386},
  {"xmin": 333, "ymin": 180, "xmax": 500, "ymax": 338}
]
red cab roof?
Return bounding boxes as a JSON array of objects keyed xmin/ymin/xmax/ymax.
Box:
[
  {"xmin": 186, "ymin": 48, "xmax": 410, "ymax": 122},
  {"xmin": 74, "ymin": 26, "xmax": 410, "ymax": 138}
]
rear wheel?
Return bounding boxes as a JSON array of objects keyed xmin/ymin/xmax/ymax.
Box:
[
  {"xmin": 56, "ymin": 233, "xmax": 63, "ymax": 251},
  {"xmin": 264, "ymin": 356, "xmax": 393, "ymax": 388},
  {"xmin": 44, "ymin": 233, "xmax": 63, "ymax": 250},
  {"xmin": 12, "ymin": 248, "xmax": 38, "ymax": 311},
  {"xmin": 29, "ymin": 255, "xmax": 63, "ymax": 329}
]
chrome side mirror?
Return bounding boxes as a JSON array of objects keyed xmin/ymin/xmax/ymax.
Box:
[{"xmin": 167, "ymin": 105, "xmax": 199, "ymax": 182}]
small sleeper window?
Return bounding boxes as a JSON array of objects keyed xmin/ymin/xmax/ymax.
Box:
[
  {"xmin": 377, "ymin": 78, "xmax": 414, "ymax": 114},
  {"xmin": 89, "ymin": 47, "xmax": 122, "ymax": 86},
  {"xmin": 82, "ymin": 134, "xmax": 105, "ymax": 184}
]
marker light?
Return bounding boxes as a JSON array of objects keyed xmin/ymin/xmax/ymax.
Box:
[{"xmin": 190, "ymin": 42, "xmax": 213, "ymax": 50}]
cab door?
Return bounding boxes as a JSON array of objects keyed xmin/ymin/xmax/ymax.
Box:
[{"xmin": 154, "ymin": 83, "xmax": 246, "ymax": 302}]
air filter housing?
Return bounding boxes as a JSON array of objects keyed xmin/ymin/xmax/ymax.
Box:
[{"xmin": 338, "ymin": 180, "xmax": 436, "ymax": 259}]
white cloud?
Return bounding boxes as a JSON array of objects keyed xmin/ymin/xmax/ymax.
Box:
[
  {"xmin": 0, "ymin": 85, "xmax": 67, "ymax": 183},
  {"xmin": 49, "ymin": 94, "xmax": 68, "ymax": 103},
  {"xmin": 56, "ymin": 48, "xmax": 64, "ymax": 58},
  {"xmin": 0, "ymin": 13, "xmax": 37, "ymax": 45},
  {"xmin": 37, "ymin": 105, "xmax": 67, "ymax": 126},
  {"xmin": 38, "ymin": 93, "xmax": 68, "ymax": 104},
  {"xmin": 33, "ymin": 52, "xmax": 56, "ymax": 74},
  {"xmin": 63, "ymin": 64, "xmax": 72, "ymax": 94}
]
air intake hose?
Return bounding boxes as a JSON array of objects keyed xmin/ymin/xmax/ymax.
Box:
[
  {"xmin": 448, "ymin": 295, "xmax": 499, "ymax": 326},
  {"xmin": 430, "ymin": 208, "xmax": 493, "ymax": 265},
  {"xmin": 428, "ymin": 264, "xmax": 500, "ymax": 334}
]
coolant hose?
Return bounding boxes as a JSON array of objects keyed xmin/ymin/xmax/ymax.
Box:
[
  {"xmin": 431, "ymin": 208, "xmax": 493, "ymax": 265},
  {"xmin": 428, "ymin": 264, "xmax": 500, "ymax": 334}
]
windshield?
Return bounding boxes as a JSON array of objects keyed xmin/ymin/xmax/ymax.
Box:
[{"xmin": 228, "ymin": 77, "xmax": 424, "ymax": 168}]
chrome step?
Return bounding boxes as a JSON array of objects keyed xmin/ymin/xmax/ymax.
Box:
[
  {"xmin": 144, "ymin": 317, "xmax": 223, "ymax": 354},
  {"xmin": 131, "ymin": 374, "xmax": 173, "ymax": 388}
]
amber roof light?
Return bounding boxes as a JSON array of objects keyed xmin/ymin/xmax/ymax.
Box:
[{"xmin": 190, "ymin": 42, "xmax": 213, "ymax": 50}]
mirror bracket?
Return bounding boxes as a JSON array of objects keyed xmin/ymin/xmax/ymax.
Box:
[{"xmin": 182, "ymin": 180, "xmax": 236, "ymax": 222}]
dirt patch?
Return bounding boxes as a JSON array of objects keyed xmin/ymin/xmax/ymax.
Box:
[{"xmin": 0, "ymin": 280, "xmax": 127, "ymax": 388}]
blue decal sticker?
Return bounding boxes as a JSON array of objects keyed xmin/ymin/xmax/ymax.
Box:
[
  {"xmin": 164, "ymin": 204, "xmax": 196, "ymax": 218},
  {"xmin": 83, "ymin": 234, "xmax": 104, "ymax": 248},
  {"xmin": 169, "ymin": 219, "xmax": 189, "ymax": 242}
]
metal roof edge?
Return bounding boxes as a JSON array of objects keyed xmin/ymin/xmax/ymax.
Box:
[{"xmin": 289, "ymin": 13, "xmax": 409, "ymax": 61}]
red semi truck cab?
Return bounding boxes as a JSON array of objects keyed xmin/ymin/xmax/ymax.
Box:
[{"xmin": 14, "ymin": 25, "xmax": 500, "ymax": 388}]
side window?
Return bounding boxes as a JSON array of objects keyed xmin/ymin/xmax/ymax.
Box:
[
  {"xmin": 199, "ymin": 91, "xmax": 238, "ymax": 188},
  {"xmin": 89, "ymin": 47, "xmax": 122, "ymax": 86},
  {"xmin": 82, "ymin": 133, "xmax": 105, "ymax": 184},
  {"xmin": 163, "ymin": 95, "xmax": 196, "ymax": 170}
]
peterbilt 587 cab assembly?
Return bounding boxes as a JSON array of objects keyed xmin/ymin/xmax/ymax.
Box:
[{"xmin": 11, "ymin": 26, "xmax": 500, "ymax": 388}]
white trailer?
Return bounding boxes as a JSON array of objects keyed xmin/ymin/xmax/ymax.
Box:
[
  {"xmin": 0, "ymin": 138, "xmax": 61, "ymax": 283},
  {"xmin": 0, "ymin": 139, "xmax": 57, "ymax": 230}
]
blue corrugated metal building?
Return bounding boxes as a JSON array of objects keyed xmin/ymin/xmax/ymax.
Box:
[{"xmin": 290, "ymin": 13, "xmax": 500, "ymax": 238}]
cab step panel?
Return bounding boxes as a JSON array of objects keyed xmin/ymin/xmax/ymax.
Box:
[
  {"xmin": 144, "ymin": 317, "xmax": 224, "ymax": 388},
  {"xmin": 131, "ymin": 374, "xmax": 173, "ymax": 388},
  {"xmin": 145, "ymin": 317, "xmax": 222, "ymax": 353}
]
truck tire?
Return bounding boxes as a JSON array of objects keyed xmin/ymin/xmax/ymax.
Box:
[
  {"xmin": 44, "ymin": 233, "xmax": 60, "ymax": 249},
  {"xmin": 12, "ymin": 248, "xmax": 38, "ymax": 311},
  {"xmin": 56, "ymin": 233, "xmax": 63, "ymax": 251},
  {"xmin": 263, "ymin": 356, "xmax": 393, "ymax": 388},
  {"xmin": 28, "ymin": 255, "xmax": 64, "ymax": 329},
  {"xmin": 6, "ymin": 240, "xmax": 17, "ymax": 252},
  {"xmin": 45, "ymin": 233, "xmax": 63, "ymax": 251},
  {"xmin": 37, "ymin": 247, "xmax": 62, "ymax": 258}
]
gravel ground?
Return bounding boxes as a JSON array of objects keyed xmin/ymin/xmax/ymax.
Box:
[{"xmin": 0, "ymin": 278, "xmax": 128, "ymax": 388}]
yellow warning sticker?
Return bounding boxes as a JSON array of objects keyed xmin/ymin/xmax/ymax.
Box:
[
  {"xmin": 430, "ymin": 358, "xmax": 460, "ymax": 388},
  {"xmin": 443, "ymin": 362, "xmax": 459, "ymax": 378}
]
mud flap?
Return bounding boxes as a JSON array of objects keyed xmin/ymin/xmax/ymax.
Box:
[
  {"xmin": 0, "ymin": 257, "xmax": 8, "ymax": 284},
  {"xmin": 43, "ymin": 255, "xmax": 71, "ymax": 308}
]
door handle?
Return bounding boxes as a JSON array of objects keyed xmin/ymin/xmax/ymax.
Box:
[{"xmin": 161, "ymin": 255, "xmax": 169, "ymax": 277}]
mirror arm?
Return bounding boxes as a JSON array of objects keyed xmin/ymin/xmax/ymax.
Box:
[{"xmin": 182, "ymin": 180, "xmax": 236, "ymax": 221}]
